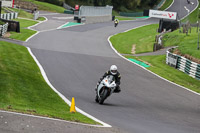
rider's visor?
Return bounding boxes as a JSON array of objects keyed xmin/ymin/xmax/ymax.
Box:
[{"xmin": 111, "ymin": 70, "xmax": 117, "ymax": 74}]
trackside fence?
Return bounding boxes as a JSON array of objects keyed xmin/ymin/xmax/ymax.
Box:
[
  {"xmin": 166, "ymin": 48, "xmax": 200, "ymax": 80},
  {"xmin": 0, "ymin": 23, "xmax": 9, "ymax": 36},
  {"xmin": 0, "ymin": 12, "xmax": 18, "ymax": 20}
]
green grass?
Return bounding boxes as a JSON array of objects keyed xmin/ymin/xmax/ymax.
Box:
[
  {"xmin": 110, "ymin": 23, "xmax": 200, "ymax": 93},
  {"xmin": 37, "ymin": 17, "xmax": 46, "ymax": 21},
  {"xmin": 126, "ymin": 55, "xmax": 200, "ymax": 93},
  {"xmin": 110, "ymin": 24, "xmax": 159, "ymax": 54},
  {"xmin": 159, "ymin": 0, "xmax": 174, "ymax": 10},
  {"xmin": 163, "ymin": 27, "xmax": 200, "ymax": 59},
  {"xmin": 112, "ymin": 10, "xmax": 120, "ymax": 16},
  {"xmin": 115, "ymin": 16, "xmax": 135, "ymax": 21},
  {"xmin": 9, "ymin": 19, "xmax": 38, "ymax": 41},
  {"xmin": 11, "ymin": 8, "xmax": 34, "ymax": 19},
  {"xmin": 0, "ymin": 41, "xmax": 98, "ymax": 125},
  {"xmin": 23, "ymin": 0, "xmax": 65, "ymax": 13}
]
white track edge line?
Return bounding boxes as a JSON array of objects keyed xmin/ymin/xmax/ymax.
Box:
[
  {"xmin": 0, "ymin": 110, "xmax": 104, "ymax": 127},
  {"xmin": 27, "ymin": 47, "xmax": 112, "ymax": 127},
  {"xmin": 108, "ymin": 26, "xmax": 200, "ymax": 96},
  {"xmin": 181, "ymin": 0, "xmax": 199, "ymax": 20},
  {"xmin": 164, "ymin": 0, "xmax": 175, "ymax": 11}
]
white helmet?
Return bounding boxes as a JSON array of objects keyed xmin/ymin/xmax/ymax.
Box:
[{"xmin": 110, "ymin": 65, "xmax": 117, "ymax": 75}]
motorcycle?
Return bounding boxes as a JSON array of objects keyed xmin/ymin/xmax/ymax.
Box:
[{"xmin": 95, "ymin": 75, "xmax": 117, "ymax": 104}]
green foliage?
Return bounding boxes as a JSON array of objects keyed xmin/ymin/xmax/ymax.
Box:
[
  {"xmin": 37, "ymin": 0, "xmax": 64, "ymax": 6},
  {"xmin": 0, "ymin": 21, "xmax": 5, "ymax": 25},
  {"xmin": 65, "ymin": 0, "xmax": 161, "ymax": 11},
  {"xmin": 21, "ymin": 0, "xmax": 65, "ymax": 13}
]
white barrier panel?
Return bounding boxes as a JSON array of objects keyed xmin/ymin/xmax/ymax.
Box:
[
  {"xmin": 2, "ymin": 1, "xmax": 13, "ymax": 7},
  {"xmin": 149, "ymin": 10, "xmax": 177, "ymax": 20}
]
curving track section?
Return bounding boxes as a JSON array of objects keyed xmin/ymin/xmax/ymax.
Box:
[{"xmin": 27, "ymin": 0, "xmax": 200, "ymax": 133}]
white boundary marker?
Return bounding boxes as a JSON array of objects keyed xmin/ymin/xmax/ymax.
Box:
[
  {"xmin": 0, "ymin": 110, "xmax": 106, "ymax": 127},
  {"xmin": 107, "ymin": 25, "xmax": 200, "ymax": 96},
  {"xmin": 27, "ymin": 47, "xmax": 112, "ymax": 127}
]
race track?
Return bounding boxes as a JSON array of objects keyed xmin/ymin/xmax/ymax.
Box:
[{"xmin": 27, "ymin": 0, "xmax": 200, "ymax": 132}]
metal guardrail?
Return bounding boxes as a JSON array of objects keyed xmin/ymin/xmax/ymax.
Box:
[
  {"xmin": 166, "ymin": 49, "xmax": 200, "ymax": 80},
  {"xmin": 0, "ymin": 23, "xmax": 9, "ymax": 36},
  {"xmin": 119, "ymin": 12, "xmax": 143, "ymax": 17},
  {"xmin": 0, "ymin": 12, "xmax": 18, "ymax": 20}
]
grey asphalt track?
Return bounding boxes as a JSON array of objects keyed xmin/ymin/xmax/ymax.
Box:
[
  {"xmin": 1, "ymin": 0, "xmax": 200, "ymax": 133},
  {"xmin": 27, "ymin": 0, "xmax": 200, "ymax": 133}
]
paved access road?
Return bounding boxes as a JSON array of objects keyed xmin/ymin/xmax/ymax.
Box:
[{"xmin": 4, "ymin": 0, "xmax": 199, "ymax": 133}]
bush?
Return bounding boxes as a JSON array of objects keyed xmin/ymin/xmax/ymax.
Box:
[
  {"xmin": 37, "ymin": 0, "xmax": 63, "ymax": 6},
  {"xmin": 0, "ymin": 21, "xmax": 5, "ymax": 25}
]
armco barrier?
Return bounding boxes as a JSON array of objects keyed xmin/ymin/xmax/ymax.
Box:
[
  {"xmin": 0, "ymin": 23, "xmax": 9, "ymax": 36},
  {"xmin": 166, "ymin": 49, "xmax": 200, "ymax": 80},
  {"xmin": 0, "ymin": 12, "xmax": 18, "ymax": 20}
]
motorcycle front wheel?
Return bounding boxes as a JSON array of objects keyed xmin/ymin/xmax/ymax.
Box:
[{"xmin": 99, "ymin": 88, "xmax": 108, "ymax": 104}]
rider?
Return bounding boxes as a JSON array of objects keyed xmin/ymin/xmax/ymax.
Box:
[
  {"xmin": 96, "ymin": 65, "xmax": 121, "ymax": 93},
  {"xmin": 114, "ymin": 19, "xmax": 119, "ymax": 27}
]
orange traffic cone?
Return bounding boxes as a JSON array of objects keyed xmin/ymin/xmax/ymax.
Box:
[{"xmin": 70, "ymin": 97, "xmax": 76, "ymax": 113}]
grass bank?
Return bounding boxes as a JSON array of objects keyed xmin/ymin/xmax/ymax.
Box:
[
  {"xmin": 110, "ymin": 24, "xmax": 158, "ymax": 54},
  {"xmin": 9, "ymin": 18, "xmax": 38, "ymax": 41},
  {"xmin": 110, "ymin": 24, "xmax": 200, "ymax": 93},
  {"xmin": 0, "ymin": 41, "xmax": 98, "ymax": 125},
  {"xmin": 115, "ymin": 16, "xmax": 135, "ymax": 21},
  {"xmin": 159, "ymin": 0, "xmax": 174, "ymax": 10},
  {"xmin": 22, "ymin": 0, "xmax": 65, "ymax": 13},
  {"xmin": 163, "ymin": 27, "xmax": 200, "ymax": 59}
]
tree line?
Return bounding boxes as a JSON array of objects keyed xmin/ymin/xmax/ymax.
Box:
[
  {"xmin": 37, "ymin": 0, "xmax": 161, "ymax": 12},
  {"xmin": 65, "ymin": 0, "xmax": 161, "ymax": 11}
]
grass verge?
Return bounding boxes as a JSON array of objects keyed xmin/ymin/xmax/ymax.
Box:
[
  {"xmin": 0, "ymin": 41, "xmax": 98, "ymax": 125},
  {"xmin": 115, "ymin": 16, "xmax": 135, "ymax": 21},
  {"xmin": 110, "ymin": 24, "xmax": 159, "ymax": 54},
  {"xmin": 110, "ymin": 24, "xmax": 200, "ymax": 94},
  {"xmin": 22, "ymin": 0, "xmax": 65, "ymax": 13},
  {"xmin": 126, "ymin": 55, "xmax": 200, "ymax": 93},
  {"xmin": 159, "ymin": 0, "xmax": 174, "ymax": 10},
  {"xmin": 163, "ymin": 27, "xmax": 200, "ymax": 59},
  {"xmin": 9, "ymin": 19, "xmax": 38, "ymax": 41}
]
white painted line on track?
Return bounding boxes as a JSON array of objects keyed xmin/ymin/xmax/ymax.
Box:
[
  {"xmin": 53, "ymin": 17, "xmax": 74, "ymax": 19},
  {"xmin": 181, "ymin": 0, "xmax": 199, "ymax": 20},
  {"xmin": 27, "ymin": 47, "xmax": 112, "ymax": 127},
  {"xmin": 164, "ymin": 0, "xmax": 175, "ymax": 11},
  {"xmin": 39, "ymin": 13, "xmax": 60, "ymax": 16},
  {"xmin": 57, "ymin": 22, "xmax": 69, "ymax": 29},
  {"xmin": 25, "ymin": 16, "xmax": 48, "ymax": 42},
  {"xmin": 0, "ymin": 110, "xmax": 104, "ymax": 127},
  {"xmin": 108, "ymin": 26, "xmax": 200, "ymax": 96},
  {"xmin": 57, "ymin": 23, "xmax": 85, "ymax": 30}
]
